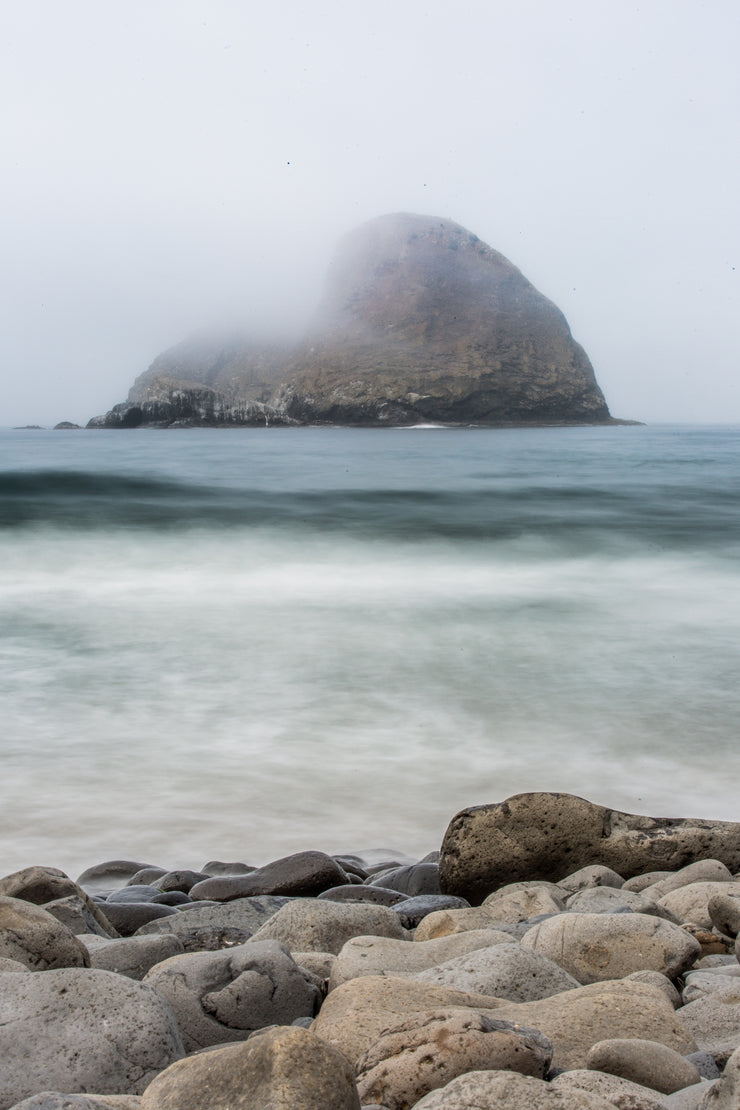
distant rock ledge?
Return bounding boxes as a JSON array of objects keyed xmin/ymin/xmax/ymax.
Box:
[{"xmin": 88, "ymin": 213, "xmax": 626, "ymax": 429}]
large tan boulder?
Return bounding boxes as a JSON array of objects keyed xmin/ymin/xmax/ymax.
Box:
[
  {"xmin": 355, "ymin": 1010, "xmax": 552, "ymax": 1110},
  {"xmin": 140, "ymin": 1026, "xmax": 360, "ymax": 1110},
  {"xmin": 328, "ymin": 930, "xmax": 512, "ymax": 989},
  {"xmin": 246, "ymin": 897, "xmax": 405, "ymax": 953},
  {"xmin": 414, "ymin": 907, "xmax": 511, "ymax": 940},
  {"xmin": 439, "ymin": 794, "xmax": 740, "ymax": 903},
  {"xmin": 412, "ymin": 1070, "xmax": 615, "ymax": 1109},
  {"xmin": 551, "ymin": 1069, "xmax": 670, "ymax": 1110},
  {"xmin": 657, "ymin": 883, "xmax": 740, "ymax": 929},
  {"xmin": 415, "ymin": 941, "xmax": 580, "ymax": 1001},
  {"xmin": 586, "ymin": 1038, "xmax": 702, "ymax": 1094},
  {"xmin": 310, "ymin": 975, "xmax": 502, "ymax": 1068},
  {"xmin": 481, "ymin": 885, "xmax": 565, "ymax": 923},
  {"xmin": 489, "ymin": 980, "xmax": 697, "ymax": 1070},
  {"xmin": 520, "ymin": 912, "xmax": 701, "ymax": 983}
]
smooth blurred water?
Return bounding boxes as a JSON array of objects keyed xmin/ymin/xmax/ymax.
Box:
[{"xmin": 1, "ymin": 424, "xmax": 739, "ymax": 878}]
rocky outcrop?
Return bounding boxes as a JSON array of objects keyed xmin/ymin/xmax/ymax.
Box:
[
  {"xmin": 88, "ymin": 213, "xmax": 617, "ymax": 428},
  {"xmin": 438, "ymin": 793, "xmax": 740, "ymax": 904}
]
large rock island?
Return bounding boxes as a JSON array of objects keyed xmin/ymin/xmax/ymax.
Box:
[{"xmin": 89, "ymin": 213, "xmax": 616, "ymax": 428}]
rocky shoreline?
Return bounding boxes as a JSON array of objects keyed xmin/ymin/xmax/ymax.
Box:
[{"xmin": 3, "ymin": 792, "xmax": 740, "ymax": 1109}]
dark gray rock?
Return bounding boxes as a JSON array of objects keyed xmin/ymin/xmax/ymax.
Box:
[
  {"xmin": 686, "ymin": 1051, "xmax": 722, "ymax": 1080},
  {"xmin": 393, "ymin": 894, "xmax": 469, "ymax": 929},
  {"xmin": 200, "ymin": 862, "xmax": 255, "ymax": 876},
  {"xmin": 43, "ymin": 896, "xmax": 116, "ymax": 938},
  {"xmin": 157, "ymin": 871, "xmax": 210, "ymax": 894},
  {"xmin": 77, "ymin": 862, "xmax": 157, "ymax": 895},
  {"xmin": 107, "ymin": 885, "xmax": 166, "ymax": 904},
  {"xmin": 189, "ymin": 851, "xmax": 348, "ymax": 901},
  {"xmin": 0, "ymin": 968, "xmax": 184, "ymax": 1108},
  {"xmin": 133, "ymin": 896, "xmax": 289, "ymax": 946},
  {"xmin": 127, "ymin": 868, "xmax": 168, "ymax": 886},
  {"xmin": 332, "ymin": 857, "xmax": 370, "ymax": 881},
  {"xmin": 318, "ymin": 885, "xmax": 409, "ymax": 906},
  {"xmin": 82, "ymin": 933, "xmax": 185, "ymax": 979},
  {"xmin": 101, "ymin": 902, "xmax": 178, "ymax": 937},
  {"xmin": 150, "ymin": 891, "xmax": 191, "ymax": 906},
  {"xmin": 367, "ymin": 862, "xmax": 441, "ymax": 897}
]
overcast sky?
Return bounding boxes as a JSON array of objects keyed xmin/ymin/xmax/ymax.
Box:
[{"xmin": 2, "ymin": 0, "xmax": 738, "ymax": 425}]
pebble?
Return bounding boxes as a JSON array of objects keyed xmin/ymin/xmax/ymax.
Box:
[{"xmin": 585, "ymin": 1037, "xmax": 702, "ymax": 1094}]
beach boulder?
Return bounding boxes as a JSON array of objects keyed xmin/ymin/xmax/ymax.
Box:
[
  {"xmin": 0, "ymin": 968, "xmax": 184, "ymax": 1108},
  {"xmin": 245, "ymin": 897, "xmax": 405, "ymax": 953},
  {"xmin": 439, "ymin": 793, "xmax": 740, "ymax": 903},
  {"xmin": 412, "ymin": 1070, "xmax": 616, "ymax": 1109},
  {"xmin": 188, "ymin": 851, "xmax": 348, "ymax": 901},
  {"xmin": 520, "ymin": 912, "xmax": 701, "ymax": 983},
  {"xmin": 0, "ymin": 897, "xmax": 91, "ymax": 970},
  {"xmin": 143, "ymin": 940, "xmax": 320, "ymax": 1051},
  {"xmin": 585, "ymin": 1037, "xmax": 702, "ymax": 1094},
  {"xmin": 140, "ymin": 1026, "xmax": 360, "ymax": 1110},
  {"xmin": 355, "ymin": 1010, "xmax": 552, "ymax": 1110},
  {"xmin": 414, "ymin": 941, "xmax": 581, "ymax": 1001},
  {"xmin": 328, "ymin": 930, "xmax": 513, "ymax": 989}
]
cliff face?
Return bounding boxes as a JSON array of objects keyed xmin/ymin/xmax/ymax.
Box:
[{"xmin": 89, "ymin": 213, "xmax": 612, "ymax": 428}]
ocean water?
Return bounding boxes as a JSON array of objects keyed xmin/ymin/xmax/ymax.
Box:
[{"xmin": 1, "ymin": 423, "xmax": 739, "ymax": 879}]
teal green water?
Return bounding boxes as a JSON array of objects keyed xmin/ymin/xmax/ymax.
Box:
[{"xmin": 1, "ymin": 424, "xmax": 739, "ymax": 876}]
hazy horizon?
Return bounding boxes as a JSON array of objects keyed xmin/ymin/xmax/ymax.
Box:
[{"xmin": 2, "ymin": 1, "xmax": 738, "ymax": 427}]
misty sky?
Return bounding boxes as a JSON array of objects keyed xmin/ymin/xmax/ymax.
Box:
[{"xmin": 2, "ymin": 0, "xmax": 738, "ymax": 425}]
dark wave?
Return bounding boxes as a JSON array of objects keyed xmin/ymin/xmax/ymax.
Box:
[{"xmin": 1, "ymin": 468, "xmax": 738, "ymax": 548}]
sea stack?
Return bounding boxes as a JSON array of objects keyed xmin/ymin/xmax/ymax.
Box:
[{"xmin": 89, "ymin": 212, "xmax": 613, "ymax": 428}]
